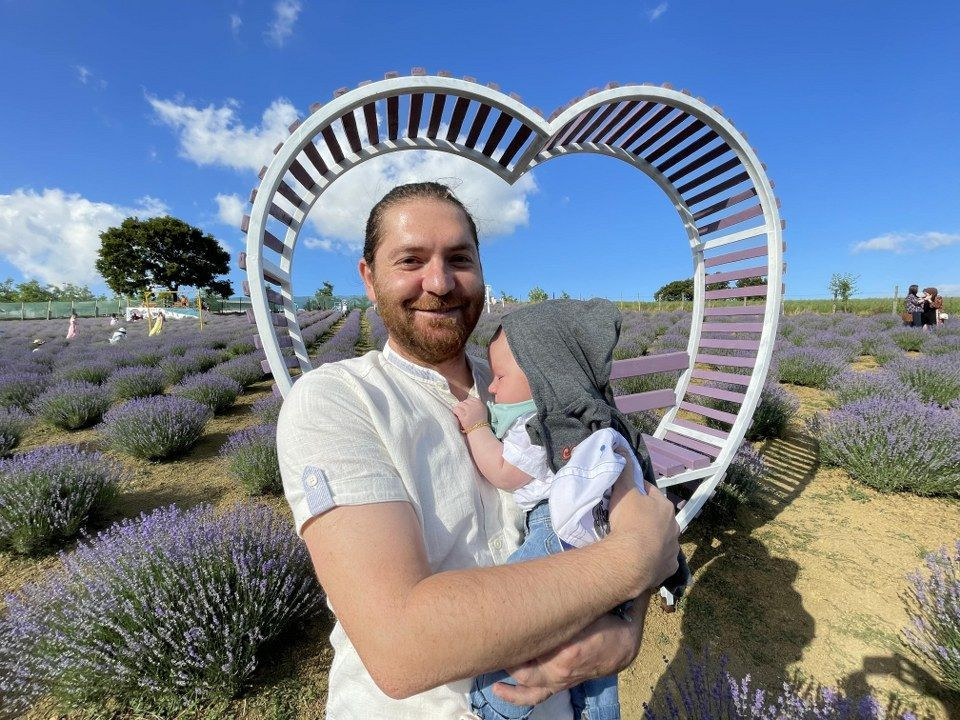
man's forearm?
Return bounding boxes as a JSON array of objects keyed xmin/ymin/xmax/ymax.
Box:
[{"xmin": 366, "ymin": 535, "xmax": 642, "ymax": 698}]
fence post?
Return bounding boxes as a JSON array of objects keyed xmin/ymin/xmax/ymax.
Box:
[
  {"xmin": 95, "ymin": 299, "xmax": 99, "ymax": 318},
  {"xmin": 892, "ymin": 285, "xmax": 899, "ymax": 316},
  {"xmin": 46, "ymin": 300, "xmax": 52, "ymax": 320},
  {"xmin": 20, "ymin": 302, "xmax": 24, "ymax": 320}
]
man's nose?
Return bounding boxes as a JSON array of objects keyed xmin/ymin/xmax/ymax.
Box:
[{"xmin": 423, "ymin": 261, "xmax": 455, "ymax": 295}]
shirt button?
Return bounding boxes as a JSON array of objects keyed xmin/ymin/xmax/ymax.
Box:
[
  {"xmin": 306, "ymin": 474, "xmax": 318, "ymax": 487},
  {"xmin": 491, "ymin": 539, "xmax": 502, "ymax": 550}
]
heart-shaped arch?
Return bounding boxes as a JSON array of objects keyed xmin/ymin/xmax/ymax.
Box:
[{"xmin": 241, "ymin": 70, "xmax": 785, "ymax": 532}]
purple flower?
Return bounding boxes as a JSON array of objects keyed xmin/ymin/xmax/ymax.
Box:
[
  {"xmin": 0, "ymin": 407, "xmax": 31, "ymax": 456},
  {"xmin": 171, "ymin": 372, "xmax": 242, "ymax": 414},
  {"xmin": 32, "ymin": 381, "xmax": 112, "ymax": 430},
  {"xmin": 775, "ymin": 347, "xmax": 848, "ymax": 389},
  {"xmin": 221, "ymin": 424, "xmax": 280, "ymax": 495},
  {"xmin": 99, "ymin": 395, "xmax": 212, "ymax": 460}
]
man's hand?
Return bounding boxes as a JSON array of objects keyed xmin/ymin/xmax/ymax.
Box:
[
  {"xmin": 492, "ymin": 601, "xmax": 648, "ymax": 706},
  {"xmin": 608, "ymin": 473, "xmax": 681, "ymax": 596},
  {"xmin": 452, "ymin": 396, "xmax": 488, "ymax": 430}
]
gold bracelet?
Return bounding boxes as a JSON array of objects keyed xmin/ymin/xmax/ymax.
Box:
[{"xmin": 461, "ymin": 421, "xmax": 491, "ymax": 435}]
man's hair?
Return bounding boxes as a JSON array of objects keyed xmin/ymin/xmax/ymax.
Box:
[{"xmin": 363, "ymin": 182, "xmax": 479, "ymax": 268}]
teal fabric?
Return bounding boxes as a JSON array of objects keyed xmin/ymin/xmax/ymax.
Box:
[{"xmin": 486, "ymin": 399, "xmax": 537, "ymax": 439}]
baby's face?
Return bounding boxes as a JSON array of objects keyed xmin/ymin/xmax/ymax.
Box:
[{"xmin": 487, "ymin": 333, "xmax": 533, "ymax": 404}]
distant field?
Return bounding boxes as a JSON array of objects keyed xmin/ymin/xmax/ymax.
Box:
[{"xmin": 601, "ymin": 297, "xmax": 957, "ymax": 316}]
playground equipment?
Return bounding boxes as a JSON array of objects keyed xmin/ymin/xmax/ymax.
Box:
[{"xmin": 240, "ymin": 72, "xmax": 784, "ymax": 595}]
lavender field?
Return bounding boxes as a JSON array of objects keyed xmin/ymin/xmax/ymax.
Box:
[{"xmin": 0, "ymin": 308, "xmax": 958, "ymax": 719}]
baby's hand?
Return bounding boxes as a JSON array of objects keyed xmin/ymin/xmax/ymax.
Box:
[{"xmin": 452, "ymin": 396, "xmax": 488, "ymax": 430}]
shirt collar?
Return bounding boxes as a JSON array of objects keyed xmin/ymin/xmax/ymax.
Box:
[{"xmin": 383, "ymin": 340, "xmax": 485, "ymax": 397}]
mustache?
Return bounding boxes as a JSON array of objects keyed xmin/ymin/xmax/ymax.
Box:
[{"xmin": 406, "ymin": 298, "xmax": 463, "ymax": 312}]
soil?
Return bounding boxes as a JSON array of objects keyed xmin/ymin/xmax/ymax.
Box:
[{"xmin": 3, "ymin": 346, "xmax": 959, "ymax": 719}]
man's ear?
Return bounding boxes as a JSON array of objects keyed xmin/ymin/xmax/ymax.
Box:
[{"xmin": 358, "ymin": 258, "xmax": 377, "ymax": 303}]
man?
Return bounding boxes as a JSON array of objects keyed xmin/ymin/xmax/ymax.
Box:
[{"xmin": 278, "ymin": 182, "xmax": 680, "ymax": 719}]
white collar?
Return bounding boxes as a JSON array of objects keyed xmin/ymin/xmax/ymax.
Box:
[{"xmin": 383, "ymin": 340, "xmax": 483, "ymax": 395}]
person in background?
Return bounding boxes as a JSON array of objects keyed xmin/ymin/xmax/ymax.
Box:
[
  {"xmin": 109, "ymin": 327, "xmax": 127, "ymax": 344},
  {"xmin": 920, "ymin": 288, "xmax": 940, "ymax": 330},
  {"xmin": 904, "ymin": 284, "xmax": 922, "ymax": 327},
  {"xmin": 31, "ymin": 338, "xmax": 46, "ymax": 352},
  {"xmin": 66, "ymin": 310, "xmax": 79, "ymax": 340},
  {"xmin": 109, "ymin": 313, "xmax": 118, "ymax": 326}
]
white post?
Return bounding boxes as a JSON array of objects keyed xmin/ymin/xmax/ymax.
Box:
[{"xmin": 893, "ymin": 285, "xmax": 899, "ymax": 316}]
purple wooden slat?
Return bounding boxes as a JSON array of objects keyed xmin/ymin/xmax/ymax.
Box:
[
  {"xmin": 664, "ymin": 431, "xmax": 721, "ymax": 458},
  {"xmin": 266, "ymin": 312, "xmax": 288, "ymax": 328},
  {"xmin": 446, "ymin": 97, "xmax": 470, "ymax": 141},
  {"xmin": 288, "ymin": 159, "xmax": 317, "ymax": 190},
  {"xmin": 704, "ymin": 285, "xmax": 768, "ymax": 301},
  {"xmin": 642, "ymin": 434, "xmax": 711, "ymax": 470},
  {"xmin": 481, "ymin": 112, "xmax": 513, "ymax": 156},
  {"xmin": 237, "ymin": 251, "xmax": 247, "ymax": 270},
  {"xmin": 387, "ymin": 96, "xmax": 399, "ymax": 141},
  {"xmin": 680, "ymin": 400, "xmax": 738, "ymax": 425},
  {"xmin": 464, "ymin": 104, "xmax": 492, "ymax": 149},
  {"xmin": 703, "ymin": 244, "xmax": 768, "ymax": 268},
  {"xmin": 686, "ymin": 171, "xmax": 752, "ymax": 207},
  {"xmin": 704, "ymin": 264, "xmax": 768, "ymax": 286},
  {"xmin": 702, "ymin": 306, "xmax": 765, "ymax": 317},
  {"xmin": 697, "ymin": 204, "xmax": 765, "ymax": 236},
  {"xmin": 632, "ymin": 111, "xmax": 686, "ymax": 156},
  {"xmin": 700, "ymin": 322, "xmax": 763, "ymax": 334},
  {"xmin": 673, "ymin": 418, "xmax": 729, "ymax": 439},
  {"xmin": 301, "ymin": 143, "xmax": 329, "ymax": 178},
  {"xmin": 645, "ymin": 119, "xmax": 705, "ymax": 164},
  {"xmin": 263, "ymin": 230, "xmax": 285, "ymax": 254},
  {"xmin": 655, "ymin": 130, "xmax": 719, "ymax": 173},
  {"xmin": 593, "ymin": 100, "xmax": 638, "ymax": 142},
  {"xmin": 268, "ymin": 203, "xmax": 296, "ymax": 227},
  {"xmin": 692, "ymin": 188, "xmax": 757, "ymax": 222},
  {"xmin": 576, "ymin": 102, "xmax": 619, "ymax": 144},
  {"xmin": 407, "ymin": 93, "xmax": 424, "ymax": 139},
  {"xmin": 676, "ymin": 157, "xmax": 742, "ymax": 194},
  {"xmin": 614, "ymin": 388, "xmax": 675, "ymax": 414},
  {"xmin": 242, "ymin": 281, "xmax": 281, "ymax": 304},
  {"xmin": 320, "ymin": 127, "xmax": 345, "ymax": 164},
  {"xmin": 602, "ymin": 101, "xmax": 653, "ymax": 145},
  {"xmin": 426, "ymin": 94, "xmax": 446, "ymax": 138},
  {"xmin": 618, "ymin": 104, "xmax": 673, "ymax": 150},
  {"xmin": 695, "ymin": 352, "xmax": 757, "ymax": 368},
  {"xmin": 341, "ymin": 111, "xmax": 363, "ymax": 153},
  {"xmin": 690, "ymin": 368, "xmax": 752, "ymax": 386},
  {"xmin": 698, "ymin": 337, "xmax": 762, "ymax": 351},
  {"xmin": 667, "ymin": 143, "xmax": 731, "ymax": 183},
  {"xmin": 610, "ymin": 351, "xmax": 689, "ymax": 380},
  {"xmin": 262, "ymin": 356, "xmax": 299, "ymax": 373},
  {"xmin": 498, "ymin": 125, "xmax": 534, "ymax": 168},
  {"xmin": 546, "ymin": 112, "xmax": 585, "ymax": 150},
  {"xmin": 648, "ymin": 448, "xmax": 686, "ymax": 477},
  {"xmin": 685, "ymin": 383, "xmax": 747, "ymax": 403},
  {"xmin": 245, "ymin": 308, "xmax": 255, "ymax": 324},
  {"xmin": 276, "ymin": 180, "xmax": 305, "ymax": 210},
  {"xmin": 363, "ymin": 102, "xmax": 379, "ymax": 145},
  {"xmin": 254, "ymin": 333, "xmax": 294, "ymax": 349},
  {"xmin": 560, "ymin": 106, "xmax": 603, "ymax": 146}
]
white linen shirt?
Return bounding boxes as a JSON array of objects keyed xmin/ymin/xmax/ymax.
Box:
[{"xmin": 277, "ymin": 342, "xmax": 573, "ymax": 720}]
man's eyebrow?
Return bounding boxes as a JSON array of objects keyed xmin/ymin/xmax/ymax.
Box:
[{"xmin": 387, "ymin": 241, "xmax": 476, "ymax": 257}]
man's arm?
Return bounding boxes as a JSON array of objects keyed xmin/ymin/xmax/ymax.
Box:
[{"xmin": 301, "ymin": 474, "xmax": 678, "ymax": 700}]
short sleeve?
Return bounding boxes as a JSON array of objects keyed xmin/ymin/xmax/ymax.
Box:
[
  {"xmin": 501, "ymin": 415, "xmax": 553, "ymax": 480},
  {"xmin": 277, "ymin": 368, "xmax": 408, "ymax": 535}
]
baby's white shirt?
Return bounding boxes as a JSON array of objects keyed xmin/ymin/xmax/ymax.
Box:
[{"xmin": 501, "ymin": 411, "xmax": 555, "ymax": 511}]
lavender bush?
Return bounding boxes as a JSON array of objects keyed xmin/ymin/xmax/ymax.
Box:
[
  {"xmin": 0, "ymin": 407, "xmax": 31, "ymax": 456},
  {"xmin": 215, "ymin": 354, "xmax": 265, "ymax": 388},
  {"xmin": 109, "ymin": 365, "xmax": 165, "ymax": 401},
  {"xmin": 810, "ymin": 397, "xmax": 960, "ymax": 496},
  {"xmin": 251, "ymin": 394, "xmax": 283, "ymax": 425},
  {"xmin": 0, "ymin": 372, "xmax": 46, "ymax": 411},
  {"xmin": 889, "ymin": 354, "xmax": 960, "ymax": 407},
  {"xmin": 0, "ymin": 446, "xmax": 127, "ymax": 555},
  {"xmin": 172, "ymin": 372, "xmax": 242, "ymax": 414},
  {"xmin": 746, "ymin": 383, "xmax": 799, "ymax": 440},
  {"xmin": 645, "ymin": 647, "xmax": 911, "ymax": 720},
  {"xmin": 100, "ymin": 396, "xmax": 212, "ymax": 460},
  {"xmin": 158, "ymin": 355, "xmax": 196, "ymax": 385},
  {"xmin": 890, "ymin": 328, "xmax": 926, "ymax": 352},
  {"xmin": 221, "ymin": 424, "xmax": 280, "ymax": 494},
  {"xmin": 775, "ymin": 347, "xmax": 848, "ymax": 389},
  {"xmin": 183, "ymin": 347, "xmax": 227, "ymax": 373},
  {"xmin": 902, "ymin": 541, "xmax": 960, "ymax": 692},
  {"xmin": 827, "ymin": 370, "xmax": 918, "ymax": 408},
  {"xmin": 57, "ymin": 360, "xmax": 115, "ymax": 385},
  {"xmin": 0, "ymin": 503, "xmax": 323, "ymax": 715},
  {"xmin": 32, "ymin": 381, "xmax": 112, "ymax": 430}
]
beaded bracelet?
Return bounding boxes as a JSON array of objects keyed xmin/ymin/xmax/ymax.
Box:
[{"xmin": 461, "ymin": 421, "xmax": 491, "ymax": 435}]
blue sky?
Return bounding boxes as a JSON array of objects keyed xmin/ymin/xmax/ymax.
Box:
[{"xmin": 1, "ymin": 1, "xmax": 958, "ymax": 301}]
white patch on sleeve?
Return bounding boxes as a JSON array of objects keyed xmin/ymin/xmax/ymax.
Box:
[{"xmin": 302, "ymin": 466, "xmax": 336, "ymax": 515}]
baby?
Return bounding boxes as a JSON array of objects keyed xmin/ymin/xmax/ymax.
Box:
[{"xmin": 453, "ymin": 298, "xmax": 666, "ymax": 720}]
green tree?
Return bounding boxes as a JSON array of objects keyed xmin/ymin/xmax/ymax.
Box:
[
  {"xmin": 654, "ymin": 277, "xmax": 729, "ymax": 301},
  {"xmin": 500, "ymin": 291, "xmax": 518, "ymax": 304},
  {"xmin": 528, "ymin": 286, "xmax": 548, "ymax": 303},
  {"xmin": 52, "ymin": 283, "xmax": 100, "ymax": 301},
  {"xmin": 14, "ymin": 280, "xmax": 56, "ymax": 302},
  {"xmin": 828, "ymin": 272, "xmax": 860, "ymax": 313},
  {"xmin": 96, "ymin": 216, "xmax": 233, "ymax": 298},
  {"xmin": 735, "ymin": 276, "xmax": 766, "ymax": 288},
  {"xmin": 559, "ymin": 291, "xmax": 571, "ymax": 299},
  {"xmin": 0, "ymin": 278, "xmax": 16, "ymax": 302}
]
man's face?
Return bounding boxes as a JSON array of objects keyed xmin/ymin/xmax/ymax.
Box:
[{"xmin": 359, "ymin": 198, "xmax": 485, "ymax": 365}]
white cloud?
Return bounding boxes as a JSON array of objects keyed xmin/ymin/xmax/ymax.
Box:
[
  {"xmin": 265, "ymin": 0, "xmax": 302, "ymax": 47},
  {"xmin": 0, "ymin": 189, "xmax": 167, "ymax": 286},
  {"xmin": 933, "ymin": 283, "xmax": 960, "ymax": 296},
  {"xmin": 647, "ymin": 2, "xmax": 668, "ymax": 21},
  {"xmin": 74, "ymin": 64, "xmax": 107, "ymax": 89},
  {"xmin": 148, "ymin": 95, "xmax": 298, "ymax": 172},
  {"xmin": 151, "ymin": 97, "xmax": 538, "ymax": 252},
  {"xmin": 75, "ymin": 65, "xmax": 92, "ymax": 84},
  {"xmin": 230, "ymin": 13, "xmax": 242, "ymax": 38},
  {"xmin": 215, "ymin": 193, "xmax": 245, "ymax": 227},
  {"xmin": 852, "ymin": 231, "xmax": 960, "ymax": 254}
]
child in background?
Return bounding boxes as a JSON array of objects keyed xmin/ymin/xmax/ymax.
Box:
[
  {"xmin": 453, "ymin": 299, "xmax": 686, "ymax": 720},
  {"xmin": 66, "ymin": 311, "xmax": 78, "ymax": 340}
]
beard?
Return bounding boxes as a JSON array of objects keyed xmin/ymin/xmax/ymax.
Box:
[{"xmin": 376, "ymin": 285, "xmax": 484, "ymax": 365}]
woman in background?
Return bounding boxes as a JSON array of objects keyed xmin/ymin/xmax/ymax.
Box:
[
  {"xmin": 904, "ymin": 284, "xmax": 922, "ymax": 327},
  {"xmin": 66, "ymin": 311, "xmax": 78, "ymax": 339},
  {"xmin": 921, "ymin": 288, "xmax": 941, "ymax": 329}
]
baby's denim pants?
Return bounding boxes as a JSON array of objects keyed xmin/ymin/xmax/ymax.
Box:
[{"xmin": 470, "ymin": 502, "xmax": 621, "ymax": 720}]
